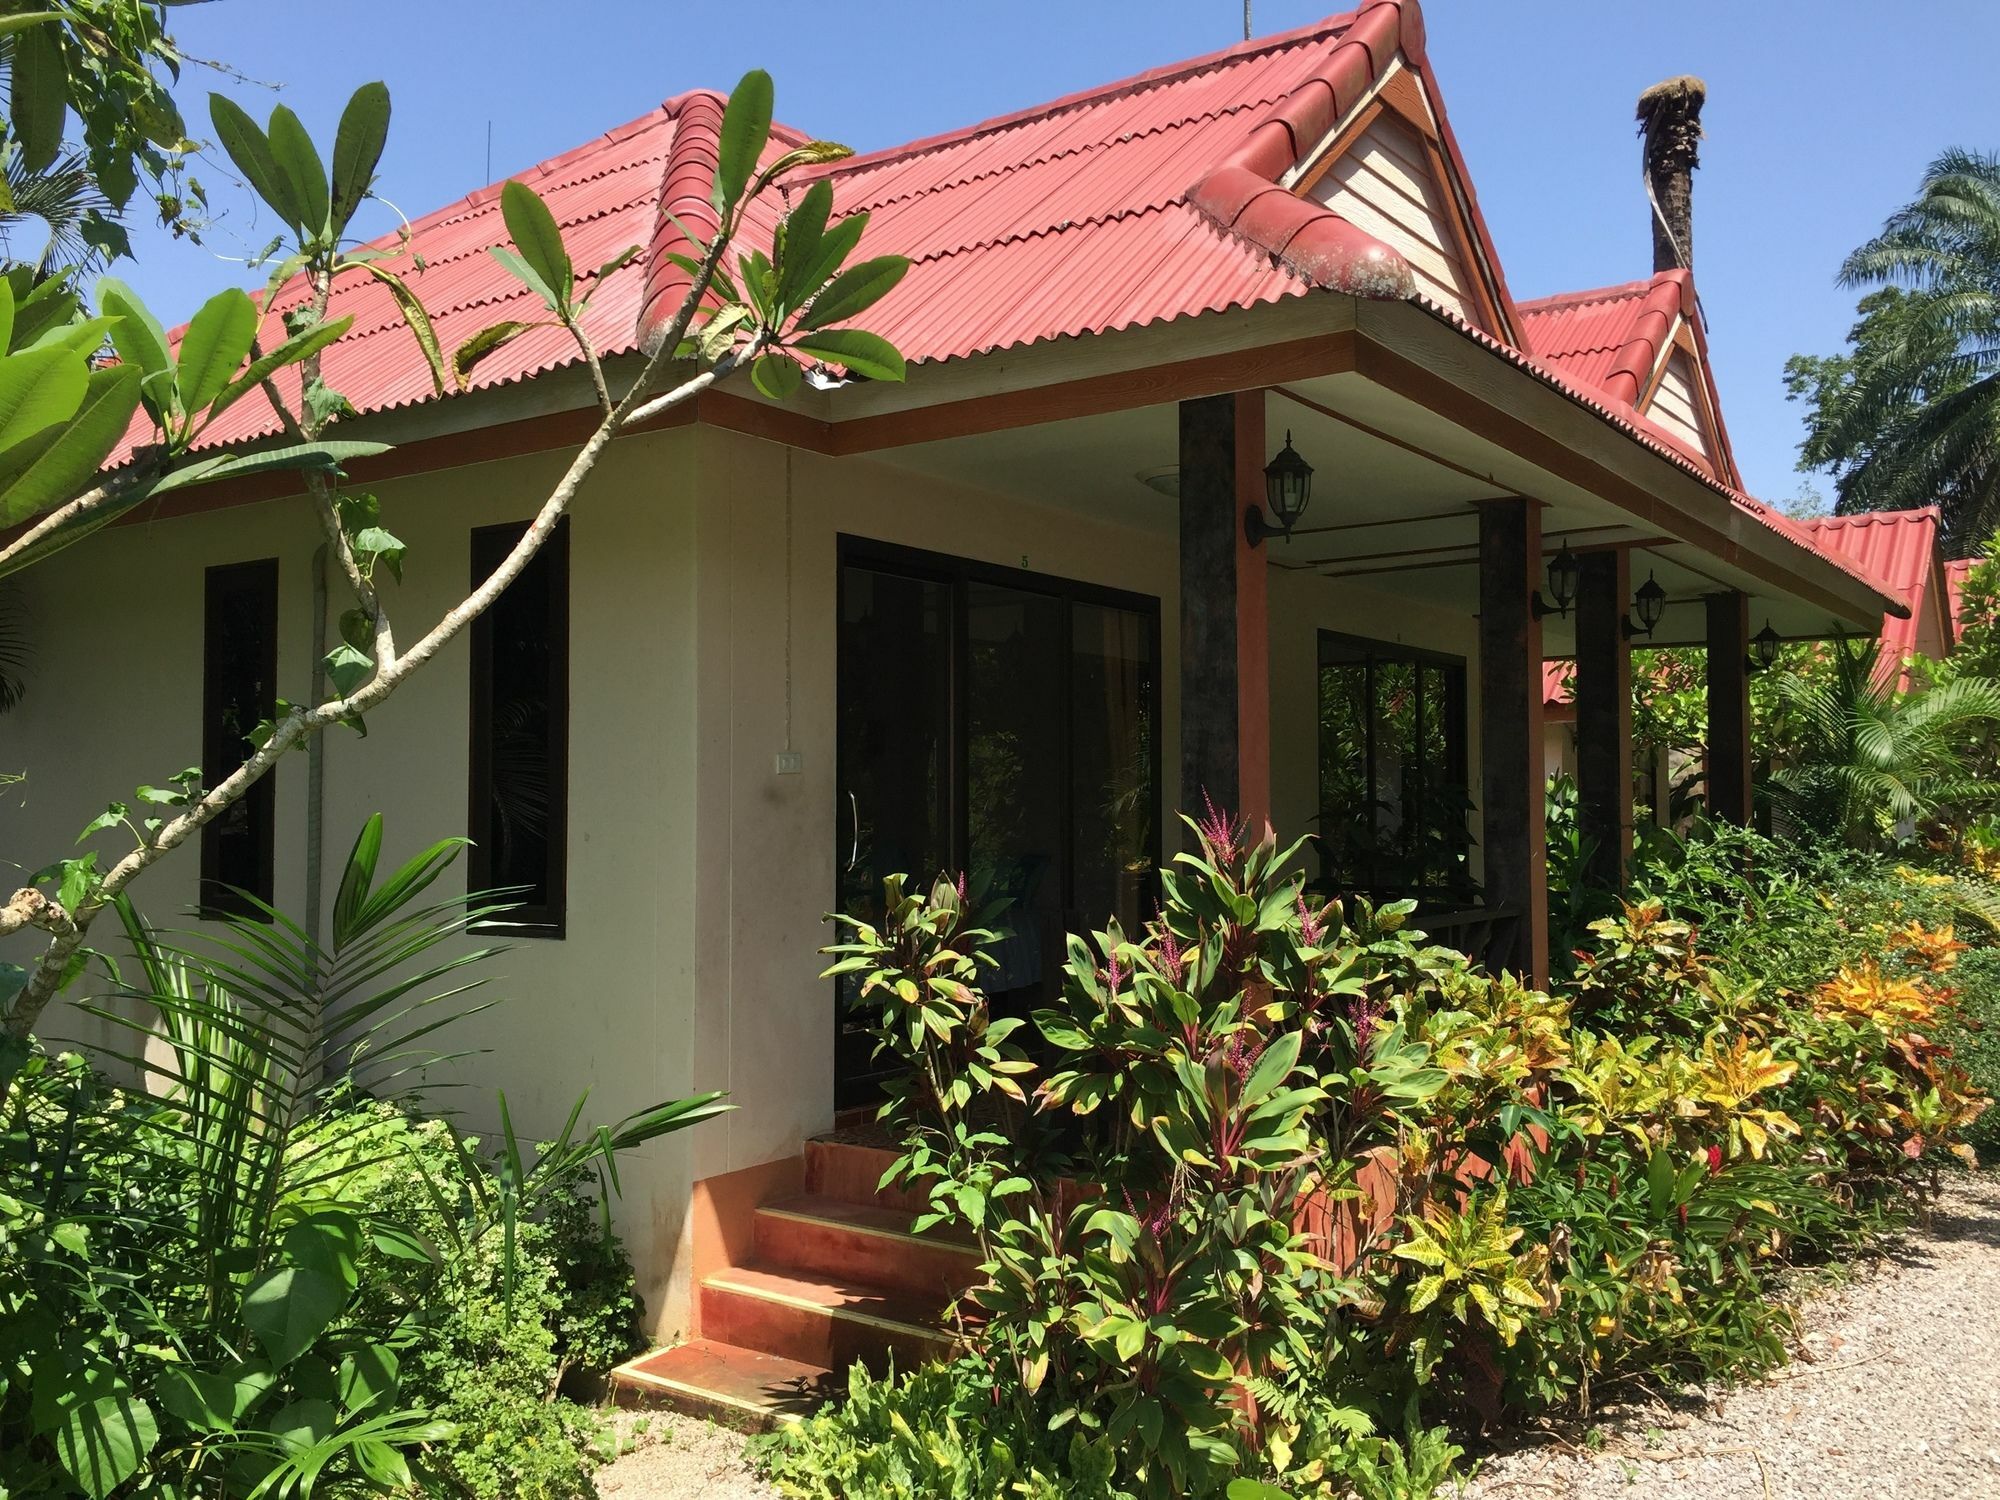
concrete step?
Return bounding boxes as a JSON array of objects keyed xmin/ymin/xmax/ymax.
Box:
[
  {"xmin": 608, "ymin": 1337, "xmax": 837, "ymax": 1432},
  {"xmin": 698, "ymin": 1260, "xmax": 955, "ymax": 1375},
  {"xmin": 803, "ymin": 1136, "xmax": 922, "ymax": 1213},
  {"xmin": 753, "ymin": 1193, "xmax": 981, "ymax": 1300}
]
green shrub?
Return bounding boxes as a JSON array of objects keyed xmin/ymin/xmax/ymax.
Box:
[
  {"xmin": 0, "ymin": 817, "xmax": 721, "ymax": 1499},
  {"xmin": 294, "ymin": 1098, "xmax": 643, "ymax": 1500},
  {"xmin": 773, "ymin": 811, "xmax": 1991, "ymax": 1500},
  {"xmin": 1939, "ymin": 945, "xmax": 2000, "ymax": 1159},
  {"xmin": 754, "ymin": 1361, "xmax": 1130, "ymax": 1499}
]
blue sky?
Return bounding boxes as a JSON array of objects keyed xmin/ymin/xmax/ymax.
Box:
[{"xmin": 115, "ymin": 0, "xmax": 2000, "ymax": 506}]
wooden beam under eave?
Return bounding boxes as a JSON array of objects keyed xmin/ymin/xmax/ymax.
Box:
[
  {"xmin": 827, "ymin": 332, "xmax": 1356, "ymax": 457},
  {"xmin": 1476, "ymin": 498, "xmax": 1550, "ymax": 987},
  {"xmin": 1347, "ymin": 327, "xmax": 1884, "ymax": 626}
]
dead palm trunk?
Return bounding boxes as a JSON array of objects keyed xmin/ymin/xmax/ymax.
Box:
[{"xmin": 1637, "ymin": 76, "xmax": 1706, "ymax": 273}]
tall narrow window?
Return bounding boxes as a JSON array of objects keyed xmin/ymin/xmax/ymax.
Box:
[
  {"xmin": 201, "ymin": 559, "xmax": 279, "ymax": 918},
  {"xmin": 468, "ymin": 520, "xmax": 569, "ymax": 935},
  {"xmin": 1316, "ymin": 631, "xmax": 1471, "ymax": 903}
]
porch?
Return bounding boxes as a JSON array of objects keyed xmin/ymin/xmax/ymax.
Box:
[{"xmin": 633, "ymin": 293, "xmax": 1894, "ymax": 1422}]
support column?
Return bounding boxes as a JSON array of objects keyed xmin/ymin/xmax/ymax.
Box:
[
  {"xmin": 1705, "ymin": 591, "xmax": 1752, "ymax": 824},
  {"xmin": 1233, "ymin": 396, "xmax": 1270, "ymax": 830},
  {"xmin": 1477, "ymin": 499, "xmax": 1550, "ymax": 987},
  {"xmin": 1575, "ymin": 549, "xmax": 1634, "ymax": 887},
  {"xmin": 1178, "ymin": 392, "xmax": 1270, "ymax": 828}
]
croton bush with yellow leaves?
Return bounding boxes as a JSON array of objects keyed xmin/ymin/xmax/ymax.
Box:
[{"xmin": 765, "ymin": 814, "xmax": 1992, "ymax": 1500}]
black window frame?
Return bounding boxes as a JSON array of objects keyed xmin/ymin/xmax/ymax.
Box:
[
  {"xmin": 467, "ymin": 519, "xmax": 570, "ymax": 938},
  {"xmin": 1314, "ymin": 628, "xmax": 1471, "ymax": 903},
  {"xmin": 200, "ymin": 557, "xmax": 279, "ymax": 920}
]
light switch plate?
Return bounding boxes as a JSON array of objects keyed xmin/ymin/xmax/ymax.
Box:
[{"xmin": 774, "ymin": 750, "xmax": 804, "ymax": 775}]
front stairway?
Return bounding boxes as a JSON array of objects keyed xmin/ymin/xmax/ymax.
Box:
[{"xmin": 610, "ymin": 1137, "xmax": 981, "ymax": 1429}]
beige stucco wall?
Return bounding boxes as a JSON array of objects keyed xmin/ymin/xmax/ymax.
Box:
[
  {"xmin": 0, "ymin": 420, "xmax": 1202, "ymax": 1341},
  {"xmin": 1, "ymin": 429, "xmax": 705, "ymax": 1337}
]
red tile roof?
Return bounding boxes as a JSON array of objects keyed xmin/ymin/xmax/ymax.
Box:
[
  {"xmin": 1516, "ymin": 269, "xmax": 1742, "ymax": 487},
  {"xmin": 1947, "ymin": 557, "xmax": 1980, "ymax": 630},
  {"xmin": 1520, "ymin": 275, "xmax": 1683, "ymax": 404},
  {"xmin": 90, "ymin": 0, "xmax": 1894, "ymax": 618},
  {"xmin": 1800, "ymin": 507, "xmax": 1949, "ymax": 680}
]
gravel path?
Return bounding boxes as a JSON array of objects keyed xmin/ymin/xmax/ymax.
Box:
[
  {"xmin": 595, "ymin": 1175, "xmax": 2000, "ymax": 1500},
  {"xmin": 1468, "ymin": 1171, "xmax": 2000, "ymax": 1500},
  {"xmin": 596, "ymin": 1410, "xmax": 777, "ymax": 1500}
]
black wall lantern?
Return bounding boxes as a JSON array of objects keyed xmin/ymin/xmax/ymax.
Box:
[
  {"xmin": 1530, "ymin": 540, "xmax": 1581, "ymax": 619},
  {"xmin": 1246, "ymin": 431, "xmax": 1313, "ymax": 546},
  {"xmin": 1622, "ymin": 571, "xmax": 1668, "ymax": 639},
  {"xmin": 1750, "ymin": 620, "xmax": 1782, "ymax": 672}
]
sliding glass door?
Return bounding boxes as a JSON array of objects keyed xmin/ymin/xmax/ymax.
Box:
[{"xmin": 834, "ymin": 540, "xmax": 1159, "ymax": 1109}]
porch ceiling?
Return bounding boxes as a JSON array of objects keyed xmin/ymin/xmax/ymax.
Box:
[{"xmin": 869, "ymin": 370, "xmax": 1803, "ymax": 659}]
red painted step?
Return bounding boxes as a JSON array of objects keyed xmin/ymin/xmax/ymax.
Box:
[
  {"xmin": 753, "ymin": 1193, "xmax": 981, "ymax": 1300},
  {"xmin": 609, "ymin": 1338, "xmax": 837, "ymax": 1431},
  {"xmin": 698, "ymin": 1261, "xmax": 955, "ymax": 1374}
]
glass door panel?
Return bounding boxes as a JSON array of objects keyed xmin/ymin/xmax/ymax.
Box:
[
  {"xmin": 835, "ymin": 564, "xmax": 953, "ymax": 1108},
  {"xmin": 834, "ymin": 544, "xmax": 1160, "ymax": 1111},
  {"xmin": 965, "ymin": 583, "xmax": 1066, "ymax": 1025},
  {"xmin": 1069, "ymin": 601, "xmax": 1156, "ymax": 936}
]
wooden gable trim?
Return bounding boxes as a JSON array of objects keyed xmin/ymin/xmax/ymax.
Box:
[
  {"xmin": 1637, "ymin": 320, "xmax": 1731, "ymax": 479},
  {"xmin": 1290, "ymin": 100, "xmax": 1387, "ymax": 201},
  {"xmin": 1296, "ymin": 60, "xmax": 1511, "ymax": 342},
  {"xmin": 1380, "ymin": 66, "xmax": 1514, "ymax": 343}
]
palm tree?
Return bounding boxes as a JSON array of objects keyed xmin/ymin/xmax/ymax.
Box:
[
  {"xmin": 0, "ymin": 145, "xmax": 114, "ymax": 279},
  {"xmin": 1795, "ymin": 151, "xmax": 2000, "ymax": 551},
  {"xmin": 1764, "ymin": 635, "xmax": 2000, "ymax": 847}
]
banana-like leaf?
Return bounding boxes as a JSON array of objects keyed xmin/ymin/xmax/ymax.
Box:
[
  {"xmin": 10, "ymin": 20, "xmax": 66, "ymax": 174},
  {"xmin": 0, "ymin": 364, "xmax": 142, "ymax": 526},
  {"xmin": 452, "ymin": 320, "xmax": 536, "ymax": 390},
  {"xmin": 0, "ymin": 345, "xmax": 87, "ymax": 453},
  {"xmin": 712, "ymin": 69, "xmax": 773, "ymax": 217},
  {"xmin": 330, "ymin": 82, "xmax": 390, "ymax": 239},
  {"xmin": 175, "ymin": 288, "xmax": 262, "ymax": 418},
  {"xmin": 210, "ymin": 94, "xmax": 305, "ymax": 234},
  {"xmin": 267, "ymin": 103, "xmax": 332, "ymax": 241},
  {"xmin": 790, "ymin": 327, "xmax": 906, "ymax": 382},
  {"xmin": 499, "ymin": 181, "xmax": 572, "ymax": 311},
  {"xmin": 148, "ymin": 439, "xmax": 392, "ymax": 495},
  {"xmin": 353, "ymin": 263, "xmax": 444, "ymax": 397},
  {"xmin": 201, "ymin": 314, "xmax": 354, "ymax": 432},
  {"xmin": 95, "ymin": 276, "xmax": 175, "ymax": 413},
  {"xmin": 797, "ymin": 254, "xmax": 909, "ymax": 332}
]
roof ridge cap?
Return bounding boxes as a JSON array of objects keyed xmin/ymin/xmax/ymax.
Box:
[
  {"xmin": 634, "ymin": 90, "xmax": 730, "ymax": 354},
  {"xmin": 802, "ymin": 8, "xmax": 1364, "ymax": 181},
  {"xmin": 1186, "ymin": 0, "xmax": 1417, "ymax": 297}
]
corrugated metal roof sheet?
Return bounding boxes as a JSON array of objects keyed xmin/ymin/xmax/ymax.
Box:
[
  {"xmin": 1801, "ymin": 508, "xmax": 1948, "ymax": 678},
  {"xmin": 87, "ymin": 0, "xmax": 1898, "ymax": 623},
  {"xmin": 1947, "ymin": 557, "xmax": 1979, "ymax": 631},
  {"xmin": 1518, "ymin": 278, "xmax": 1662, "ymax": 395}
]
